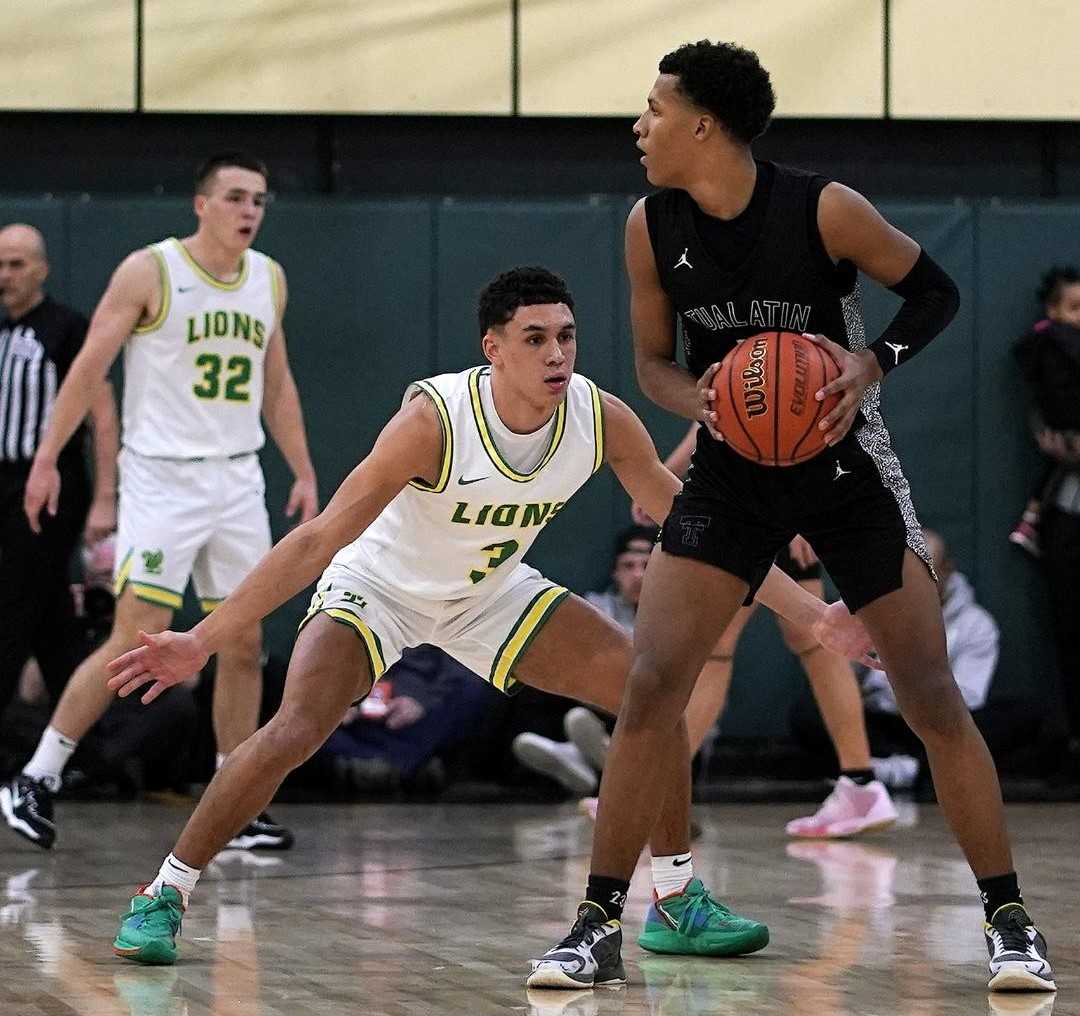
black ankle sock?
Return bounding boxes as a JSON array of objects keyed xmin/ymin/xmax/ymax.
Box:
[
  {"xmin": 977, "ymin": 872, "xmax": 1024, "ymax": 922},
  {"xmin": 841, "ymin": 768, "xmax": 875, "ymax": 786},
  {"xmin": 585, "ymin": 875, "xmax": 630, "ymax": 922}
]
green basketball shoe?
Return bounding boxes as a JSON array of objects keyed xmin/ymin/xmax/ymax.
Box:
[
  {"xmin": 113, "ymin": 885, "xmax": 184, "ymax": 965},
  {"xmin": 637, "ymin": 878, "xmax": 769, "ymax": 957}
]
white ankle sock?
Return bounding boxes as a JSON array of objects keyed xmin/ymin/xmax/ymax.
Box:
[
  {"xmin": 652, "ymin": 853, "xmax": 693, "ymax": 898},
  {"xmin": 148, "ymin": 853, "xmax": 201, "ymax": 907},
  {"xmin": 23, "ymin": 726, "xmax": 78, "ymax": 791},
  {"xmin": 216, "ymin": 752, "xmax": 229, "ymax": 772}
]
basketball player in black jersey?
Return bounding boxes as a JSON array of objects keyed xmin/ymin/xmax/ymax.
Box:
[{"xmin": 531, "ymin": 41, "xmax": 1054, "ymax": 994}]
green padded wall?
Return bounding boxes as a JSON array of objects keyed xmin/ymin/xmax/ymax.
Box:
[
  {"xmin": 4, "ymin": 193, "xmax": 1068, "ymax": 735},
  {"xmin": 256, "ymin": 201, "xmax": 436, "ymax": 650}
]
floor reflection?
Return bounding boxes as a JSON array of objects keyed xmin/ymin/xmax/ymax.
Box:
[
  {"xmin": 639, "ymin": 955, "xmax": 771, "ymax": 1016},
  {"xmin": 2, "ymin": 866, "xmax": 39, "ymax": 925},
  {"xmin": 986, "ymin": 994, "xmax": 1056, "ymax": 1016},
  {"xmin": 526, "ymin": 985, "xmax": 626, "ymax": 1016},
  {"xmin": 111, "ymin": 968, "xmax": 190, "ymax": 1016},
  {"xmin": 210, "ymin": 882, "xmax": 261, "ymax": 1016},
  {"xmin": 0, "ymin": 802, "xmax": 1068, "ymax": 1016}
]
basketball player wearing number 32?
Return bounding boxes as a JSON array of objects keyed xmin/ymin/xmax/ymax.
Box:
[
  {"xmin": 2, "ymin": 153, "xmax": 317, "ymax": 856},
  {"xmin": 532, "ymin": 41, "xmax": 1054, "ymax": 994}
]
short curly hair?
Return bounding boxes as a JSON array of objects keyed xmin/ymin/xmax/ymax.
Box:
[
  {"xmin": 658, "ymin": 40, "xmax": 775, "ymax": 145},
  {"xmin": 1037, "ymin": 265, "xmax": 1080, "ymax": 309},
  {"xmin": 477, "ymin": 266, "xmax": 575, "ymax": 335}
]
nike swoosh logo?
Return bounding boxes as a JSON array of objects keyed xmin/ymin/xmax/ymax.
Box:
[
  {"xmin": 672, "ymin": 856, "xmax": 692, "ymax": 866},
  {"xmin": 178, "ymin": 286, "xmax": 196, "ymax": 293},
  {"xmin": 458, "ymin": 476, "xmax": 488, "ymax": 485}
]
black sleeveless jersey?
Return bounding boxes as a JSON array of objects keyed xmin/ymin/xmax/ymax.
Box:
[{"xmin": 644, "ymin": 161, "xmax": 859, "ymax": 381}]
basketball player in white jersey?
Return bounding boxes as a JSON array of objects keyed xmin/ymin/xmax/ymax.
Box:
[
  {"xmin": 104, "ymin": 267, "xmax": 875, "ymax": 969},
  {"xmin": 1, "ymin": 153, "xmax": 318, "ymax": 853}
]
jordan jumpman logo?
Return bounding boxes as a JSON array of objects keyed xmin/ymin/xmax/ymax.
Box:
[
  {"xmin": 674, "ymin": 247, "xmax": 692, "ymax": 270},
  {"xmin": 834, "ymin": 460, "xmax": 850, "ymax": 480},
  {"xmin": 885, "ymin": 341, "xmax": 908, "ymax": 366}
]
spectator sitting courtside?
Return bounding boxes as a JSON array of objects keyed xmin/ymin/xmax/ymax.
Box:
[{"xmin": 319, "ymin": 645, "xmax": 495, "ymax": 796}]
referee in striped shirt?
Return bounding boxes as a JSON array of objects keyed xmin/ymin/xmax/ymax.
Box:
[{"xmin": 0, "ymin": 223, "xmax": 119, "ymax": 722}]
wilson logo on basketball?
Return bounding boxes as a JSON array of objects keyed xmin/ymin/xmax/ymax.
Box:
[
  {"xmin": 715, "ymin": 330, "xmax": 842, "ymax": 467},
  {"xmin": 741, "ymin": 336, "xmax": 769, "ymax": 418}
]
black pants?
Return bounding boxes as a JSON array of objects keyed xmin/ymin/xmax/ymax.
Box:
[
  {"xmin": 0, "ymin": 460, "xmax": 91, "ymax": 720},
  {"xmin": 1042, "ymin": 507, "xmax": 1080, "ymax": 740}
]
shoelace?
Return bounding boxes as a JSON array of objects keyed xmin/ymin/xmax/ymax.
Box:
[
  {"xmin": 994, "ymin": 912, "xmax": 1032, "ymax": 955},
  {"xmin": 134, "ymin": 894, "xmax": 184, "ymax": 934},
  {"xmin": 555, "ymin": 911, "xmax": 605, "ymax": 950},
  {"xmin": 679, "ymin": 885, "xmax": 730, "ymax": 936},
  {"xmin": 19, "ymin": 779, "xmax": 46, "ymax": 814}
]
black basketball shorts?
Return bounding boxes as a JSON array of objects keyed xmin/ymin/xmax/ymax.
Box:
[{"xmin": 661, "ymin": 427, "xmax": 931, "ymax": 613}]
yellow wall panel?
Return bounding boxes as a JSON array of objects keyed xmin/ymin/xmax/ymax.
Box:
[
  {"xmin": 144, "ymin": 1, "xmax": 511, "ymax": 114},
  {"xmin": 520, "ymin": 0, "xmax": 883, "ymax": 117},
  {"xmin": 891, "ymin": 1, "xmax": 1080, "ymax": 119},
  {"xmin": 0, "ymin": 1, "xmax": 134, "ymax": 111}
]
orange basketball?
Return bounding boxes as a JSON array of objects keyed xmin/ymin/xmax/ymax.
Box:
[{"xmin": 713, "ymin": 331, "xmax": 841, "ymax": 466}]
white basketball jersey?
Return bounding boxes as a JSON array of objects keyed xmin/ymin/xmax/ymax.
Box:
[
  {"xmin": 334, "ymin": 366, "xmax": 605, "ymax": 603},
  {"xmin": 121, "ymin": 237, "xmax": 279, "ymax": 458}
]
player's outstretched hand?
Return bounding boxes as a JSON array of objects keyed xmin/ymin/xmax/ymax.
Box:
[
  {"xmin": 811, "ymin": 600, "xmax": 879, "ymax": 668},
  {"xmin": 286, "ymin": 475, "xmax": 319, "ymax": 524},
  {"xmin": 803, "ymin": 333, "xmax": 883, "ymax": 446},
  {"xmin": 696, "ymin": 361, "xmax": 725, "ymax": 442},
  {"xmin": 106, "ymin": 630, "xmax": 210, "ymax": 705}
]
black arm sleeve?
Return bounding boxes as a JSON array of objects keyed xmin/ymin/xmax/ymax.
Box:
[{"xmin": 868, "ymin": 249, "xmax": 960, "ymax": 375}]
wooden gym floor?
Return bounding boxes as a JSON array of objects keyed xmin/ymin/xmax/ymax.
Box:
[{"xmin": 1, "ymin": 800, "xmax": 1071, "ymax": 1015}]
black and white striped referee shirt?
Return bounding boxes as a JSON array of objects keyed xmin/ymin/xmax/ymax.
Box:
[{"xmin": 0, "ymin": 295, "xmax": 88, "ymax": 465}]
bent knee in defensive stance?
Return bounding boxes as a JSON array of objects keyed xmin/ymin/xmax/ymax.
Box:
[{"xmin": 260, "ymin": 710, "xmax": 334, "ymax": 768}]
